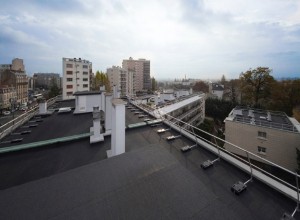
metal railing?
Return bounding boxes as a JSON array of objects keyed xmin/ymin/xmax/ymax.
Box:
[{"xmin": 132, "ymin": 101, "xmax": 300, "ymax": 208}]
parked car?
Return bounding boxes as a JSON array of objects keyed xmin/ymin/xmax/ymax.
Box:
[{"xmin": 3, "ymin": 111, "xmax": 11, "ymax": 115}]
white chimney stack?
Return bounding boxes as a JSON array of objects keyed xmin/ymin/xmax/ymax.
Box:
[
  {"xmin": 107, "ymin": 98, "xmax": 126, "ymax": 158},
  {"xmin": 90, "ymin": 106, "xmax": 104, "ymax": 143},
  {"xmin": 38, "ymin": 99, "xmax": 47, "ymax": 114}
]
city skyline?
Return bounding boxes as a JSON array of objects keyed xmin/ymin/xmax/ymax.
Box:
[{"xmin": 1, "ymin": 0, "xmax": 300, "ymax": 79}]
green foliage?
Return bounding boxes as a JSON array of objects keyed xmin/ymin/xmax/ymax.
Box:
[
  {"xmin": 95, "ymin": 71, "xmax": 111, "ymax": 92},
  {"xmin": 195, "ymin": 119, "xmax": 214, "ymax": 142},
  {"xmin": 151, "ymin": 77, "xmax": 157, "ymax": 91},
  {"xmin": 193, "ymin": 80, "xmax": 209, "ymax": 93},
  {"xmin": 205, "ymin": 98, "xmax": 235, "ymax": 122},
  {"xmin": 48, "ymin": 78, "xmax": 60, "ymax": 98},
  {"xmin": 240, "ymin": 67, "xmax": 274, "ymax": 108},
  {"xmin": 267, "ymin": 79, "xmax": 300, "ymax": 116}
]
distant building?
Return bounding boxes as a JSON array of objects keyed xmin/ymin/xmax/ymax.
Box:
[
  {"xmin": 0, "ymin": 70, "xmax": 28, "ymax": 105},
  {"xmin": 0, "ymin": 58, "xmax": 28, "ymax": 105},
  {"xmin": 0, "ymin": 58, "xmax": 25, "ymax": 73},
  {"xmin": 122, "ymin": 57, "xmax": 151, "ymax": 92},
  {"xmin": 106, "ymin": 66, "xmax": 128, "ymax": 96},
  {"xmin": 224, "ymin": 107, "xmax": 300, "ymax": 171},
  {"xmin": 33, "ymin": 73, "xmax": 61, "ymax": 89},
  {"xmin": 62, "ymin": 58, "xmax": 92, "ymax": 100},
  {"xmin": 0, "ymin": 86, "xmax": 17, "ymax": 110},
  {"xmin": 209, "ymin": 82, "xmax": 224, "ymax": 99}
]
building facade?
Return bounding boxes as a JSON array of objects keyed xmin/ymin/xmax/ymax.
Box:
[
  {"xmin": 0, "ymin": 86, "xmax": 17, "ymax": 111},
  {"xmin": 209, "ymin": 82, "xmax": 224, "ymax": 99},
  {"xmin": 107, "ymin": 66, "xmax": 128, "ymax": 96},
  {"xmin": 122, "ymin": 57, "xmax": 151, "ymax": 92},
  {"xmin": 62, "ymin": 58, "xmax": 92, "ymax": 100},
  {"xmin": 0, "ymin": 70, "xmax": 28, "ymax": 105},
  {"xmin": 33, "ymin": 73, "xmax": 61, "ymax": 89},
  {"xmin": 224, "ymin": 107, "xmax": 300, "ymax": 171}
]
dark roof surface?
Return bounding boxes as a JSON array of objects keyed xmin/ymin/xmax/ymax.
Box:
[{"xmin": 0, "ymin": 103, "xmax": 299, "ymax": 219}]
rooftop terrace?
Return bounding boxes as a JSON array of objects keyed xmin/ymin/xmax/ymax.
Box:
[
  {"xmin": 0, "ymin": 99, "xmax": 300, "ymax": 219},
  {"xmin": 227, "ymin": 106, "xmax": 299, "ymax": 133}
]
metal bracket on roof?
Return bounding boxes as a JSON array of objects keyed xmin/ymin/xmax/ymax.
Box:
[{"xmin": 231, "ymin": 151, "xmax": 253, "ymax": 195}]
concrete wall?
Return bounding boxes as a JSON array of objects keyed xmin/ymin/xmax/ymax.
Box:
[{"xmin": 224, "ymin": 120, "xmax": 300, "ymax": 171}]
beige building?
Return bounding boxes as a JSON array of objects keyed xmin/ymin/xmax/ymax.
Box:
[
  {"xmin": 0, "ymin": 86, "xmax": 17, "ymax": 110},
  {"xmin": 224, "ymin": 107, "xmax": 300, "ymax": 171},
  {"xmin": 106, "ymin": 66, "xmax": 128, "ymax": 96},
  {"xmin": 62, "ymin": 58, "xmax": 92, "ymax": 100},
  {"xmin": 122, "ymin": 57, "xmax": 151, "ymax": 92}
]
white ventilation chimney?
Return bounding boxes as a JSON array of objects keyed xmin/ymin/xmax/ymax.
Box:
[
  {"xmin": 90, "ymin": 106, "xmax": 104, "ymax": 143},
  {"xmin": 105, "ymin": 93, "xmax": 113, "ymax": 134},
  {"xmin": 190, "ymin": 87, "xmax": 193, "ymax": 94},
  {"xmin": 113, "ymin": 85, "xmax": 120, "ymax": 98},
  {"xmin": 38, "ymin": 99, "xmax": 47, "ymax": 114},
  {"xmin": 107, "ymin": 98, "xmax": 126, "ymax": 158},
  {"xmin": 100, "ymin": 85, "xmax": 105, "ymax": 92}
]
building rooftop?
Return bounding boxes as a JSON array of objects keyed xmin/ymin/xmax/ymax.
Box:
[
  {"xmin": 226, "ymin": 106, "xmax": 299, "ymax": 133},
  {"xmin": 0, "ymin": 100, "xmax": 299, "ymax": 219}
]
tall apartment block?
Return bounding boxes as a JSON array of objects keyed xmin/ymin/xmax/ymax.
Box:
[
  {"xmin": 62, "ymin": 58, "xmax": 92, "ymax": 100},
  {"xmin": 122, "ymin": 57, "xmax": 151, "ymax": 92}
]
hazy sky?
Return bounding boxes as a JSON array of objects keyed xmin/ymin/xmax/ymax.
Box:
[{"xmin": 1, "ymin": 0, "xmax": 300, "ymax": 79}]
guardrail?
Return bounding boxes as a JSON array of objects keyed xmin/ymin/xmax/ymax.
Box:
[
  {"xmin": 0, "ymin": 96, "xmax": 58, "ymax": 140},
  {"xmin": 132, "ymin": 101, "xmax": 300, "ymax": 206}
]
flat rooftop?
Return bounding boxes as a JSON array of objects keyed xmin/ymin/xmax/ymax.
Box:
[
  {"xmin": 0, "ymin": 102, "xmax": 299, "ymax": 219},
  {"xmin": 227, "ymin": 106, "xmax": 299, "ymax": 133}
]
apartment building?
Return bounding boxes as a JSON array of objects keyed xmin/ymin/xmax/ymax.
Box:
[
  {"xmin": 0, "ymin": 86, "xmax": 17, "ymax": 110},
  {"xmin": 106, "ymin": 66, "xmax": 128, "ymax": 96},
  {"xmin": 224, "ymin": 107, "xmax": 300, "ymax": 171},
  {"xmin": 62, "ymin": 58, "xmax": 92, "ymax": 100},
  {"xmin": 0, "ymin": 58, "xmax": 25, "ymax": 73},
  {"xmin": 209, "ymin": 82, "xmax": 224, "ymax": 99},
  {"xmin": 33, "ymin": 73, "xmax": 61, "ymax": 89},
  {"xmin": 122, "ymin": 57, "xmax": 151, "ymax": 92}
]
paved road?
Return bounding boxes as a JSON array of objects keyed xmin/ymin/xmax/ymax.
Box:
[{"xmin": 0, "ymin": 111, "xmax": 25, "ymax": 126}]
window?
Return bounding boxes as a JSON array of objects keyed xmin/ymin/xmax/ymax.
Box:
[
  {"xmin": 66, "ymin": 64, "xmax": 73, "ymax": 68},
  {"xmin": 66, "ymin": 71, "xmax": 73, "ymax": 75},
  {"xmin": 258, "ymin": 131, "xmax": 267, "ymax": 139},
  {"xmin": 83, "ymin": 71, "xmax": 88, "ymax": 75},
  {"xmin": 66, "ymin": 85, "xmax": 73, "ymax": 89},
  {"xmin": 83, "ymin": 78, "xmax": 88, "ymax": 81},
  {"xmin": 258, "ymin": 146, "xmax": 266, "ymax": 154},
  {"xmin": 67, "ymin": 78, "xmax": 73, "ymax": 82},
  {"xmin": 66, "ymin": 92, "xmax": 73, "ymax": 96},
  {"xmin": 82, "ymin": 65, "xmax": 88, "ymax": 69},
  {"xmin": 83, "ymin": 84, "xmax": 88, "ymax": 88}
]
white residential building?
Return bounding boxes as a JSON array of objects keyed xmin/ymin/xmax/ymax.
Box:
[
  {"xmin": 107, "ymin": 66, "xmax": 128, "ymax": 97},
  {"xmin": 62, "ymin": 58, "xmax": 92, "ymax": 100},
  {"xmin": 224, "ymin": 107, "xmax": 300, "ymax": 171}
]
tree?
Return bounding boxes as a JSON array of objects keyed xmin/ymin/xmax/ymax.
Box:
[
  {"xmin": 267, "ymin": 79, "xmax": 300, "ymax": 116},
  {"xmin": 240, "ymin": 67, "xmax": 274, "ymax": 108},
  {"xmin": 220, "ymin": 74, "xmax": 226, "ymax": 85},
  {"xmin": 193, "ymin": 81, "xmax": 209, "ymax": 93},
  {"xmin": 95, "ymin": 71, "xmax": 111, "ymax": 92},
  {"xmin": 48, "ymin": 78, "xmax": 60, "ymax": 98},
  {"xmin": 151, "ymin": 77, "xmax": 157, "ymax": 92}
]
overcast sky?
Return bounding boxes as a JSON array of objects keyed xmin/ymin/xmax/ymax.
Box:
[{"xmin": 1, "ymin": 0, "xmax": 300, "ymax": 80}]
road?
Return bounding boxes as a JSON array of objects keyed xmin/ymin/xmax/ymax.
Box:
[{"xmin": 0, "ymin": 111, "xmax": 25, "ymax": 126}]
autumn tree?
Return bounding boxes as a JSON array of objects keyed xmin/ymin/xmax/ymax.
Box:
[
  {"xmin": 95, "ymin": 71, "xmax": 111, "ymax": 92},
  {"xmin": 193, "ymin": 80, "xmax": 209, "ymax": 93},
  {"xmin": 220, "ymin": 74, "xmax": 226, "ymax": 85},
  {"xmin": 268, "ymin": 79, "xmax": 300, "ymax": 116},
  {"xmin": 151, "ymin": 77, "xmax": 157, "ymax": 92},
  {"xmin": 239, "ymin": 67, "xmax": 274, "ymax": 108}
]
